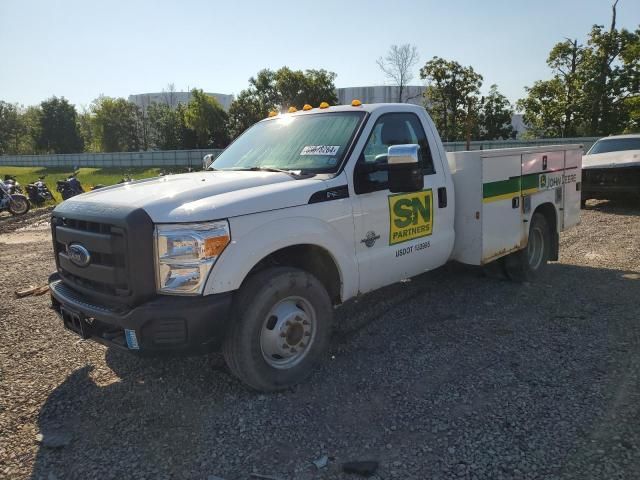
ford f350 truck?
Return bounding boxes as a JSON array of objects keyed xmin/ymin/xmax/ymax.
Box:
[{"xmin": 49, "ymin": 102, "xmax": 582, "ymax": 391}]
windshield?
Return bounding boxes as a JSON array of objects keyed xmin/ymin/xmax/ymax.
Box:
[
  {"xmin": 588, "ymin": 137, "xmax": 640, "ymax": 155},
  {"xmin": 211, "ymin": 112, "xmax": 366, "ymax": 172}
]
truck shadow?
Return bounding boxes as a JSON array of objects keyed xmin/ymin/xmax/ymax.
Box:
[{"xmin": 28, "ymin": 261, "xmax": 640, "ymax": 479}]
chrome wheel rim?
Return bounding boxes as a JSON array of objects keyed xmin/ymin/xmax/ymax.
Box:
[
  {"xmin": 10, "ymin": 198, "xmax": 28, "ymax": 214},
  {"xmin": 527, "ymin": 226, "xmax": 544, "ymax": 270},
  {"xmin": 260, "ymin": 296, "xmax": 316, "ymax": 369}
]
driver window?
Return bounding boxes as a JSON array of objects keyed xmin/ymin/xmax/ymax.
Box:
[{"xmin": 359, "ymin": 112, "xmax": 436, "ymax": 190}]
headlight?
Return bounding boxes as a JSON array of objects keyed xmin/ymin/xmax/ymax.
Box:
[{"xmin": 154, "ymin": 221, "xmax": 230, "ymax": 295}]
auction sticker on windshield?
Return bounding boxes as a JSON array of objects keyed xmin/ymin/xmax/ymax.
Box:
[
  {"xmin": 388, "ymin": 190, "xmax": 433, "ymax": 245},
  {"xmin": 300, "ymin": 145, "xmax": 340, "ymax": 156}
]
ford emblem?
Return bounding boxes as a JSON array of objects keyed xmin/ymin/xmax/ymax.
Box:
[{"xmin": 67, "ymin": 243, "xmax": 91, "ymax": 268}]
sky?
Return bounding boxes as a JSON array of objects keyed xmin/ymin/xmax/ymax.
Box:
[{"xmin": 0, "ymin": 0, "xmax": 638, "ymax": 109}]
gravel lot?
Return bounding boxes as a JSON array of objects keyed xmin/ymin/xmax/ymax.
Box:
[{"xmin": 1, "ymin": 201, "xmax": 639, "ymax": 480}]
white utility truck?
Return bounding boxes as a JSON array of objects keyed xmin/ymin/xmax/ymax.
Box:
[{"xmin": 49, "ymin": 103, "xmax": 582, "ymax": 391}]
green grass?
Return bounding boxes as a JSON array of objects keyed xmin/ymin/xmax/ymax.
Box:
[{"xmin": 1, "ymin": 167, "xmax": 190, "ymax": 204}]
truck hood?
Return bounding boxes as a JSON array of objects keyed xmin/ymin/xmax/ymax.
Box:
[
  {"xmin": 61, "ymin": 171, "xmax": 326, "ymax": 222},
  {"xmin": 583, "ymin": 150, "xmax": 640, "ymax": 169}
]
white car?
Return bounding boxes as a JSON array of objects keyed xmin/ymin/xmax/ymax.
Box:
[{"xmin": 582, "ymin": 134, "xmax": 640, "ymax": 205}]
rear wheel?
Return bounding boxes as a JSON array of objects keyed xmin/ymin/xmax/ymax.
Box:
[
  {"xmin": 223, "ymin": 267, "xmax": 333, "ymax": 391},
  {"xmin": 502, "ymin": 212, "xmax": 551, "ymax": 282},
  {"xmin": 8, "ymin": 195, "xmax": 30, "ymax": 215}
]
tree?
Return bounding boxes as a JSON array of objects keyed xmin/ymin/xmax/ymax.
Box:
[
  {"xmin": 420, "ymin": 57, "xmax": 483, "ymax": 142},
  {"xmin": 480, "ymin": 85, "xmax": 516, "ymax": 140},
  {"xmin": 20, "ymin": 106, "xmax": 41, "ymax": 154},
  {"xmin": 518, "ymin": 1, "xmax": 639, "ymax": 137},
  {"xmin": 227, "ymin": 67, "xmax": 339, "ymax": 138},
  {"xmin": 35, "ymin": 97, "xmax": 83, "ymax": 153},
  {"xmin": 91, "ymin": 97, "xmax": 142, "ymax": 152},
  {"xmin": 78, "ymin": 108, "xmax": 98, "ymax": 152},
  {"xmin": 517, "ymin": 79, "xmax": 567, "ymax": 137},
  {"xmin": 547, "ymin": 38, "xmax": 585, "ymax": 136},
  {"xmin": 579, "ymin": 3, "xmax": 639, "ymax": 135},
  {"xmin": 176, "ymin": 103, "xmax": 198, "ymax": 149},
  {"xmin": 227, "ymin": 90, "xmax": 265, "ymax": 139},
  {"xmin": 184, "ymin": 89, "xmax": 229, "ymax": 148},
  {"xmin": 0, "ymin": 101, "xmax": 23, "ymax": 154},
  {"xmin": 162, "ymin": 83, "xmax": 178, "ymax": 109},
  {"xmin": 147, "ymin": 102, "xmax": 182, "ymax": 150},
  {"xmin": 377, "ymin": 44, "xmax": 420, "ymax": 102}
]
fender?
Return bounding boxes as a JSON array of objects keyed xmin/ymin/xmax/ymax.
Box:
[{"xmin": 203, "ymin": 213, "xmax": 359, "ymax": 301}]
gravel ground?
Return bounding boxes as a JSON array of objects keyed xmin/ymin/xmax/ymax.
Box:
[{"xmin": 1, "ymin": 200, "xmax": 639, "ymax": 480}]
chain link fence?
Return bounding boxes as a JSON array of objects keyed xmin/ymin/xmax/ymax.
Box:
[{"xmin": 0, "ymin": 138, "xmax": 599, "ymax": 168}]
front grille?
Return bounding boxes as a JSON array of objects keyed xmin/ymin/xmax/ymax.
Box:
[
  {"xmin": 584, "ymin": 166, "xmax": 640, "ymax": 187},
  {"xmin": 51, "ymin": 202, "xmax": 156, "ymax": 307},
  {"xmin": 54, "ymin": 218, "xmax": 129, "ymax": 297}
]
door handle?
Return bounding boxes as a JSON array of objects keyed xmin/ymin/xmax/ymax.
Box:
[{"xmin": 437, "ymin": 187, "xmax": 447, "ymax": 208}]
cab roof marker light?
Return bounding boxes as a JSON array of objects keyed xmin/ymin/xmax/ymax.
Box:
[
  {"xmin": 288, "ymin": 106, "xmax": 297, "ymax": 113},
  {"xmin": 302, "ymin": 104, "xmax": 312, "ymax": 111},
  {"xmin": 319, "ymin": 102, "xmax": 329, "ymax": 109},
  {"xmin": 268, "ymin": 111, "xmax": 278, "ymax": 117},
  {"xmin": 351, "ymin": 99, "xmax": 362, "ymax": 107}
]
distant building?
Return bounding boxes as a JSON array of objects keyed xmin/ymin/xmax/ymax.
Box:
[
  {"xmin": 128, "ymin": 87, "xmax": 527, "ymax": 136},
  {"xmin": 336, "ymin": 85, "xmax": 425, "ymax": 106},
  {"xmin": 128, "ymin": 91, "xmax": 234, "ymax": 111}
]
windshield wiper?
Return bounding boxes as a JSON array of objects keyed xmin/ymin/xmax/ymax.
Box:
[{"xmin": 229, "ymin": 167, "xmax": 306, "ymax": 177}]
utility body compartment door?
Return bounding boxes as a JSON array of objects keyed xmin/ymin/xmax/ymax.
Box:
[{"xmin": 481, "ymin": 154, "xmax": 524, "ymax": 262}]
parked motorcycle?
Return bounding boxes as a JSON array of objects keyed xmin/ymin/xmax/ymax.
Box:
[
  {"xmin": 0, "ymin": 181, "xmax": 30, "ymax": 215},
  {"xmin": 2, "ymin": 175, "xmax": 22, "ymax": 194},
  {"xmin": 26, "ymin": 176, "xmax": 54, "ymax": 206},
  {"xmin": 56, "ymin": 173, "xmax": 84, "ymax": 200}
]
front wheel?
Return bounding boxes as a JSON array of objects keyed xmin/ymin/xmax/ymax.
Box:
[
  {"xmin": 223, "ymin": 267, "xmax": 333, "ymax": 391},
  {"xmin": 502, "ymin": 212, "xmax": 551, "ymax": 282},
  {"xmin": 8, "ymin": 195, "xmax": 30, "ymax": 215}
]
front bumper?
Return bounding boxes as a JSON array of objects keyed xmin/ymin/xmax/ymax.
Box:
[
  {"xmin": 582, "ymin": 166, "xmax": 640, "ymax": 200},
  {"xmin": 49, "ymin": 273, "xmax": 234, "ymax": 354}
]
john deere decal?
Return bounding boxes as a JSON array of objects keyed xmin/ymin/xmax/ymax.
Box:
[{"xmin": 388, "ymin": 190, "xmax": 433, "ymax": 245}]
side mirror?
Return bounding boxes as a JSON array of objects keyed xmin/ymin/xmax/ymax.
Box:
[{"xmin": 387, "ymin": 144, "xmax": 423, "ymax": 193}]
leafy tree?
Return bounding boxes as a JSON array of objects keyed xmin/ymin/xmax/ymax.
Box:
[
  {"xmin": 184, "ymin": 89, "xmax": 229, "ymax": 148},
  {"xmin": 420, "ymin": 57, "xmax": 483, "ymax": 142},
  {"xmin": 19, "ymin": 106, "xmax": 41, "ymax": 154},
  {"xmin": 0, "ymin": 101, "xmax": 23, "ymax": 154},
  {"xmin": 77, "ymin": 108, "xmax": 98, "ymax": 152},
  {"xmin": 377, "ymin": 44, "xmax": 420, "ymax": 102},
  {"xmin": 35, "ymin": 97, "xmax": 83, "ymax": 153},
  {"xmin": 227, "ymin": 67, "xmax": 338, "ymax": 138},
  {"xmin": 479, "ymin": 85, "xmax": 516, "ymax": 140},
  {"xmin": 517, "ymin": 79, "xmax": 567, "ymax": 137},
  {"xmin": 547, "ymin": 39, "xmax": 585, "ymax": 136},
  {"xmin": 227, "ymin": 90, "xmax": 265, "ymax": 139},
  {"xmin": 518, "ymin": 1, "xmax": 639, "ymax": 136},
  {"xmin": 91, "ymin": 97, "xmax": 142, "ymax": 152},
  {"xmin": 298, "ymin": 69, "xmax": 339, "ymax": 106},
  {"xmin": 147, "ymin": 103, "xmax": 182, "ymax": 150},
  {"xmin": 176, "ymin": 103, "xmax": 198, "ymax": 149}
]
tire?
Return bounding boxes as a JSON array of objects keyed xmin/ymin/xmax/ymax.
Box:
[
  {"xmin": 8, "ymin": 195, "xmax": 30, "ymax": 215},
  {"xmin": 502, "ymin": 212, "xmax": 551, "ymax": 282},
  {"xmin": 222, "ymin": 267, "xmax": 333, "ymax": 391}
]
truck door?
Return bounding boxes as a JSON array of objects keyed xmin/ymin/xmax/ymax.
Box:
[{"xmin": 351, "ymin": 112, "xmax": 453, "ymax": 294}]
